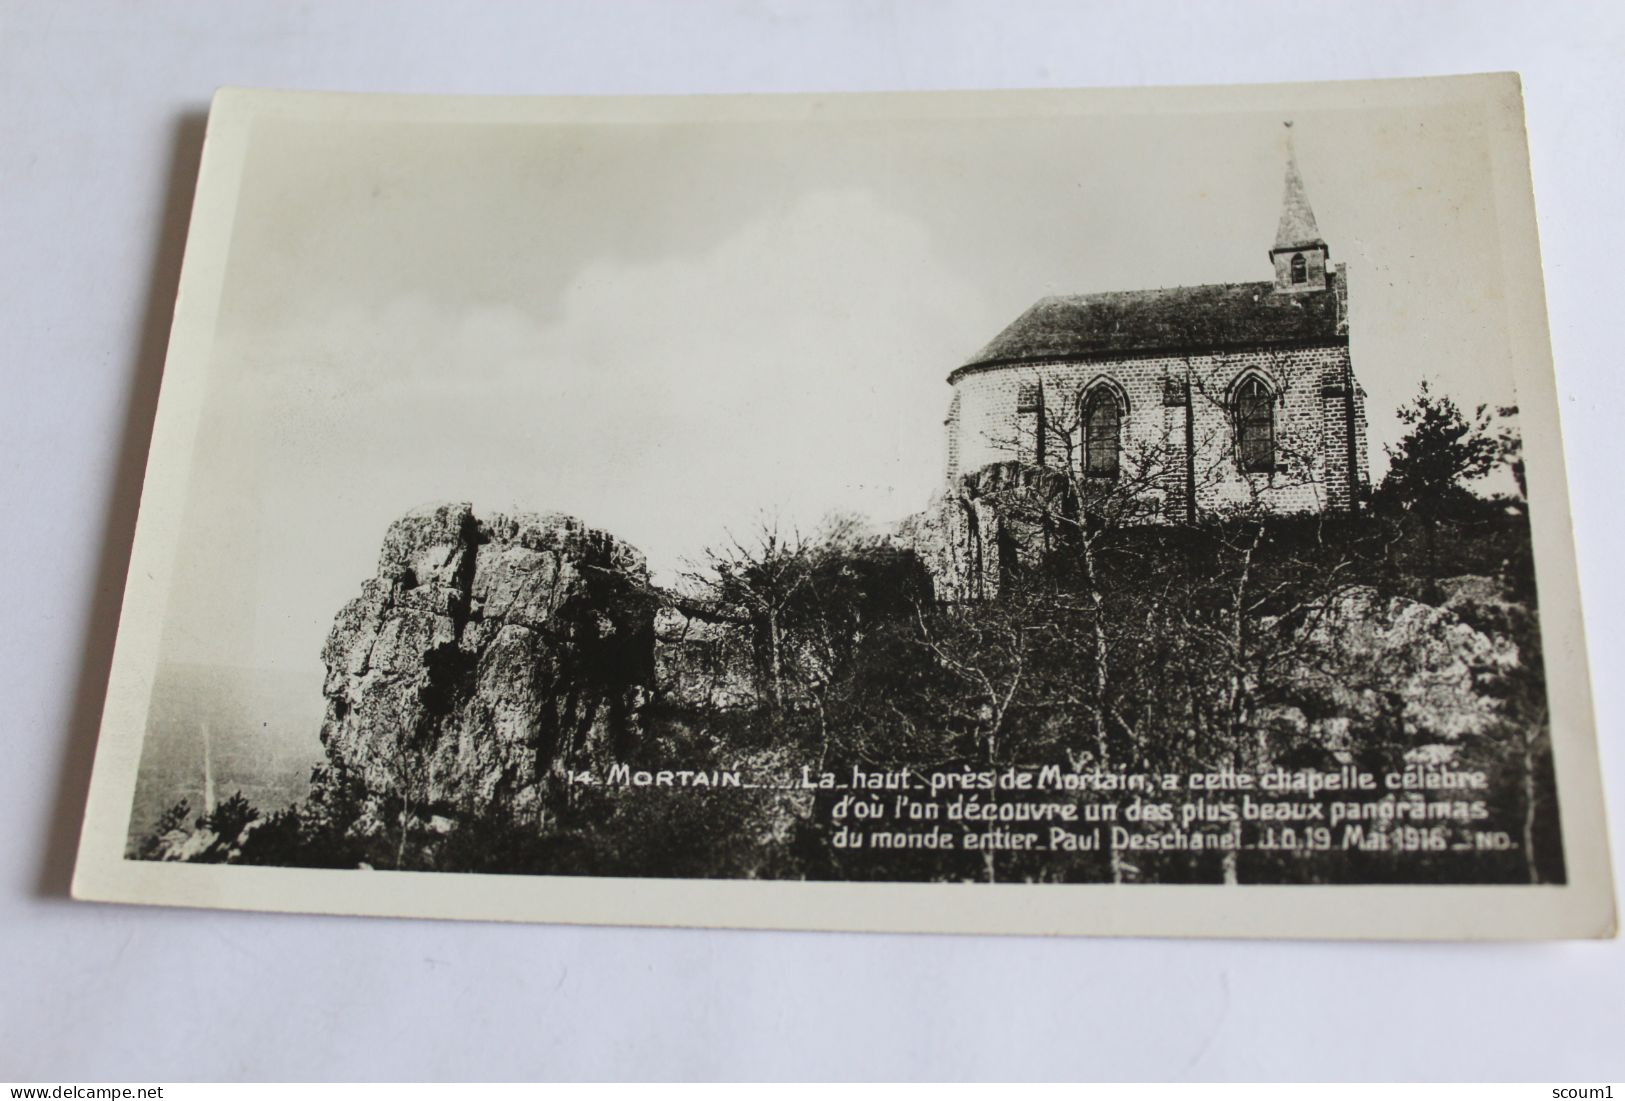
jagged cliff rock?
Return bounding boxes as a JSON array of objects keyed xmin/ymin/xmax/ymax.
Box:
[
  {"xmin": 894, "ymin": 461, "xmax": 1076, "ymax": 601},
  {"xmin": 319, "ymin": 503, "xmax": 656, "ymax": 824}
]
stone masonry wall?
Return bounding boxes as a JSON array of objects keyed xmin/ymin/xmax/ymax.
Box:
[{"xmin": 946, "ymin": 343, "xmax": 1363, "ymax": 516}]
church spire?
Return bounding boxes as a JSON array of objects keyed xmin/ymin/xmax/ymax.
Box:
[
  {"xmin": 1269, "ymin": 121, "xmax": 1330, "ymax": 293},
  {"xmin": 1275, "ymin": 122, "xmax": 1324, "ymax": 250}
]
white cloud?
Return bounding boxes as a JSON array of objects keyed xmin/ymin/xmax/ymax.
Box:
[{"xmin": 209, "ymin": 189, "xmax": 981, "ymax": 671}]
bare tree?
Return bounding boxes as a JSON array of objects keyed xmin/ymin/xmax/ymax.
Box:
[
  {"xmin": 682, "ymin": 516, "xmax": 816, "ymax": 714},
  {"xmin": 967, "ymin": 359, "xmax": 1374, "ymax": 883}
]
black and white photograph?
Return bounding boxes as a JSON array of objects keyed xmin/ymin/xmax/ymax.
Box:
[{"xmin": 69, "ymin": 78, "xmax": 1612, "ymax": 938}]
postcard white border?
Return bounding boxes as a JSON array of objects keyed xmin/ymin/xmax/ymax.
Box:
[{"xmin": 71, "ymin": 76, "xmax": 1616, "ymax": 939}]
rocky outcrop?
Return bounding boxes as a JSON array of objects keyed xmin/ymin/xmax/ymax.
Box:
[
  {"xmin": 895, "ymin": 461, "xmax": 1076, "ymax": 601},
  {"xmin": 319, "ymin": 503, "xmax": 656, "ymax": 824},
  {"xmin": 1273, "ymin": 580, "xmax": 1520, "ymax": 744},
  {"xmin": 653, "ymin": 606, "xmax": 758, "ymax": 712}
]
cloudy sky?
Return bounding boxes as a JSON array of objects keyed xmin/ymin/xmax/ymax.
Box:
[{"xmin": 157, "ymin": 91, "xmax": 1518, "ymax": 678}]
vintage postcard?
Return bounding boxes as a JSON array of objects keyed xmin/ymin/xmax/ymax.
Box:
[{"xmin": 72, "ymin": 76, "xmax": 1616, "ymax": 938}]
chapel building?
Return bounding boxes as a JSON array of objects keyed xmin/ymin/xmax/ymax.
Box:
[{"xmin": 943, "ymin": 128, "xmax": 1369, "ymax": 520}]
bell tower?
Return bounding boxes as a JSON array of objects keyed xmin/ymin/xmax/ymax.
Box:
[{"xmin": 1270, "ymin": 122, "xmax": 1330, "ymax": 293}]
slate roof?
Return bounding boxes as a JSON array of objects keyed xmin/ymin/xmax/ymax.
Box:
[{"xmin": 956, "ymin": 272, "xmax": 1344, "ymax": 377}]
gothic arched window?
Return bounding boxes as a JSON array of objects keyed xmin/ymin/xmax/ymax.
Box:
[
  {"xmin": 1233, "ymin": 376, "xmax": 1275, "ymax": 474},
  {"xmin": 1290, "ymin": 252, "xmax": 1307, "ymax": 284},
  {"xmin": 1083, "ymin": 389, "xmax": 1121, "ymax": 478}
]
